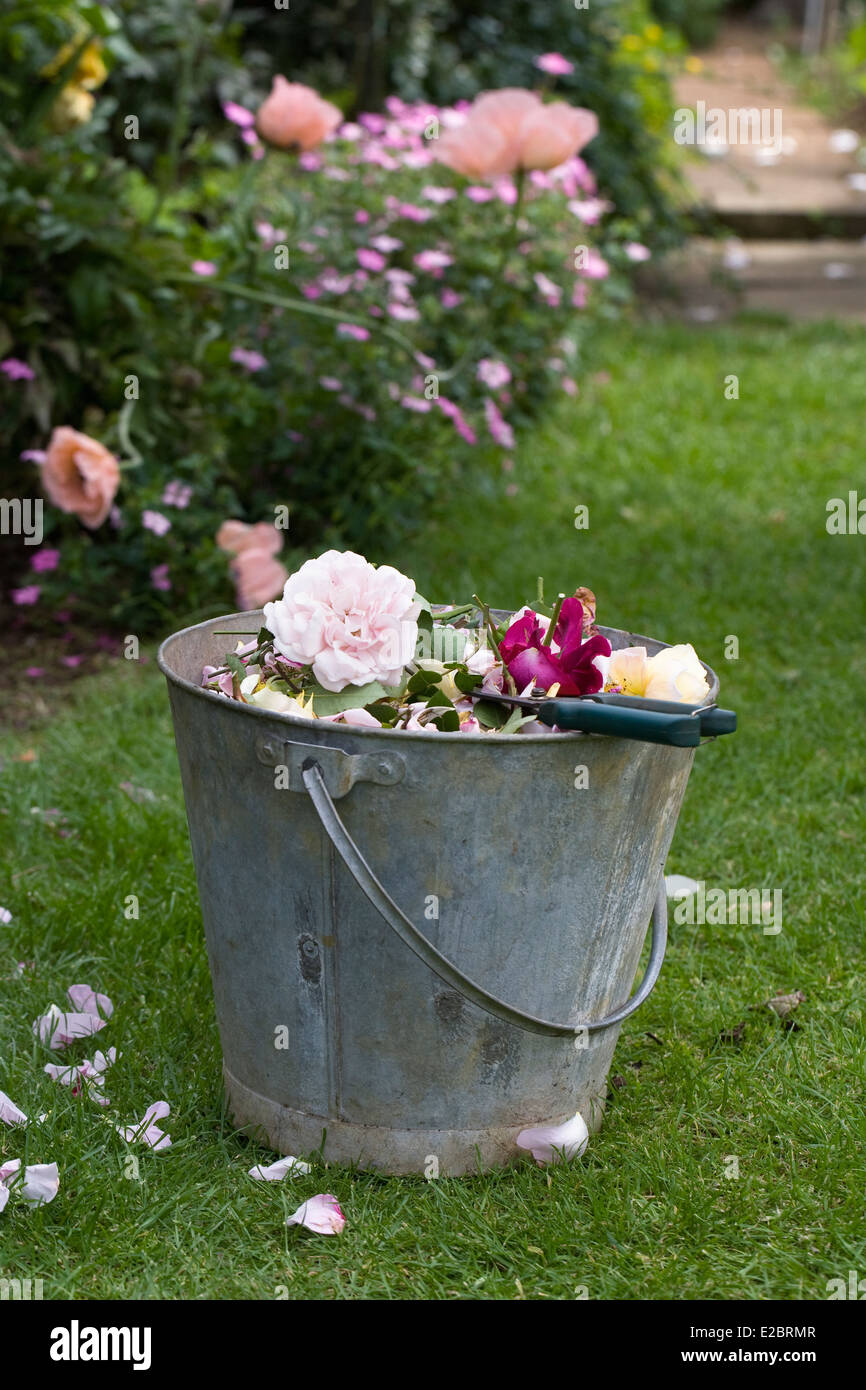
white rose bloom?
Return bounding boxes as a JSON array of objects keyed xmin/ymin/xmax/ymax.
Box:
[{"xmin": 644, "ymin": 644, "xmax": 709, "ymax": 704}]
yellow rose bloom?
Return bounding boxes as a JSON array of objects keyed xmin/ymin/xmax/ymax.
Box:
[
  {"xmin": 42, "ymin": 38, "xmax": 107, "ymax": 90},
  {"xmin": 49, "ymin": 84, "xmax": 95, "ymax": 131}
]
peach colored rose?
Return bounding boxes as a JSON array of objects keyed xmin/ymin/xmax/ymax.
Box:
[
  {"xmin": 437, "ymin": 88, "xmax": 598, "ymax": 178},
  {"xmin": 436, "ymin": 120, "xmax": 511, "ymax": 179},
  {"xmin": 216, "ymin": 519, "xmax": 282, "ymax": 557},
  {"xmin": 232, "ymin": 548, "xmax": 289, "ymax": 610},
  {"xmin": 255, "ymin": 78, "xmax": 342, "ymax": 151},
  {"xmin": 40, "ymin": 427, "xmax": 120, "ymax": 529},
  {"xmin": 518, "ymin": 102, "xmax": 598, "ymax": 171}
]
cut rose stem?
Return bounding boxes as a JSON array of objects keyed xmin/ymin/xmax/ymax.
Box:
[
  {"xmin": 472, "ymin": 593, "xmax": 517, "ymax": 696},
  {"xmin": 541, "ymin": 593, "xmax": 565, "ymax": 647}
]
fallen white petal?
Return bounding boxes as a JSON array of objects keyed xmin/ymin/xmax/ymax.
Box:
[
  {"xmin": 0, "ymin": 1090, "xmax": 27, "ymax": 1126},
  {"xmin": 19, "ymin": 1162, "xmax": 60, "ymax": 1206},
  {"xmin": 0, "ymin": 1158, "xmax": 60, "ymax": 1206},
  {"xmin": 665, "ymin": 874, "xmax": 701, "ymax": 899},
  {"xmin": 516, "ymin": 1111, "xmax": 589, "ymax": 1165},
  {"xmin": 249, "ymin": 1155, "xmax": 312, "ymax": 1181}
]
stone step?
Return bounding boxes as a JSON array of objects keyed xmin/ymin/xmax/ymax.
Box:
[
  {"xmin": 652, "ymin": 238, "xmax": 866, "ymax": 321},
  {"xmin": 674, "ymin": 23, "xmax": 866, "ymax": 238}
]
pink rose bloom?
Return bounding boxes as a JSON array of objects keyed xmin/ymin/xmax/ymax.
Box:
[
  {"xmin": 465, "ymin": 185, "xmax": 495, "ymax": 202},
  {"xmin": 567, "ymin": 197, "xmax": 609, "ymax": 225},
  {"xmin": 625, "ymin": 241, "xmax": 651, "ymax": 263},
  {"xmin": 337, "ymin": 323, "xmax": 370, "ymax": 341},
  {"xmin": 387, "ymin": 301, "xmax": 420, "ymax": 321},
  {"xmin": 438, "ymin": 396, "xmax": 477, "ymax": 445},
  {"xmin": 357, "ymin": 247, "xmax": 386, "ymax": 272},
  {"xmin": 535, "ymin": 53, "xmax": 574, "ymax": 76},
  {"xmin": 354, "ymin": 209, "xmax": 370, "ymax": 224},
  {"xmin": 422, "ymin": 184, "xmax": 456, "ymax": 203},
  {"xmin": 162, "ymin": 480, "xmax": 192, "ymax": 508},
  {"xmin": 441, "ymin": 288, "xmax": 463, "ymax": 308},
  {"xmin": 438, "ymin": 89, "xmax": 598, "ymax": 178},
  {"xmin": 534, "ymin": 271, "xmax": 562, "ymax": 306},
  {"xmin": 40, "ymin": 426, "xmax": 120, "ymax": 529},
  {"xmin": 413, "ymin": 249, "xmax": 453, "ymax": 273},
  {"xmin": 577, "ymin": 248, "xmax": 609, "ymax": 280},
  {"xmin": 31, "ymin": 547, "xmax": 60, "ymax": 572},
  {"xmin": 223, "ymin": 101, "xmax": 255, "ymax": 128},
  {"xmin": 142, "ymin": 509, "xmax": 171, "ymax": 536},
  {"xmin": 262, "ymin": 549, "xmax": 420, "ymax": 692},
  {"xmin": 1, "ymin": 357, "xmax": 35, "ymax": 381},
  {"xmin": 256, "ymin": 77, "xmax": 342, "ymax": 151},
  {"xmin": 230, "ymin": 347, "xmax": 269, "ymax": 372},
  {"xmin": 12, "ymin": 585, "xmax": 40, "ymax": 605},
  {"xmin": 484, "ymin": 397, "xmax": 515, "ymax": 450},
  {"xmin": 191, "ymin": 260, "xmax": 218, "ymax": 277},
  {"xmin": 369, "ymin": 235, "xmax": 403, "ymax": 253},
  {"xmin": 150, "ymin": 564, "xmax": 171, "ymax": 591},
  {"xmin": 477, "ymin": 358, "xmax": 511, "ymax": 390}
]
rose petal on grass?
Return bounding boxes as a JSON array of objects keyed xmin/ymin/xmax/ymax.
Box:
[
  {"xmin": 516, "ymin": 1111, "xmax": 589, "ymax": 1165},
  {"xmin": 286, "ymin": 1193, "xmax": 345, "ymax": 1234},
  {"xmin": 45, "ymin": 1047, "xmax": 117, "ymax": 1106},
  {"xmin": 0, "ymin": 1158, "xmax": 60, "ymax": 1206},
  {"xmin": 67, "ymin": 983, "xmax": 113, "ymax": 1018},
  {"xmin": 0, "ymin": 1091, "xmax": 28, "ymax": 1126},
  {"xmin": 117, "ymin": 1100, "xmax": 171, "ymax": 1150},
  {"xmin": 248, "ymin": 1156, "xmax": 312, "ymax": 1181},
  {"xmin": 33, "ymin": 1003, "xmax": 109, "ymax": 1050}
]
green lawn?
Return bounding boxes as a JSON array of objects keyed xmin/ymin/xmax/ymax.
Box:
[{"xmin": 1, "ymin": 316, "xmax": 864, "ymax": 1299}]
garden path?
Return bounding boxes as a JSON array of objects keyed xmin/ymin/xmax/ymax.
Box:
[{"xmin": 666, "ymin": 20, "xmax": 866, "ymax": 320}]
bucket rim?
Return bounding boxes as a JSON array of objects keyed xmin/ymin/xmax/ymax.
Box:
[{"xmin": 157, "ymin": 608, "xmax": 720, "ymax": 745}]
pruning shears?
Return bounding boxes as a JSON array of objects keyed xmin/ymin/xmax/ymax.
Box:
[{"xmin": 476, "ymin": 688, "xmax": 737, "ymax": 748}]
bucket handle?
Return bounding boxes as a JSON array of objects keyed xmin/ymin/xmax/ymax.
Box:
[{"xmin": 301, "ymin": 759, "xmax": 668, "ymax": 1039}]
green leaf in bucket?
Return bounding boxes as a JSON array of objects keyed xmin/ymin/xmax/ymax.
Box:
[
  {"xmin": 473, "ymin": 699, "xmax": 508, "ymax": 730},
  {"xmin": 306, "ymin": 680, "xmax": 389, "ymax": 716}
]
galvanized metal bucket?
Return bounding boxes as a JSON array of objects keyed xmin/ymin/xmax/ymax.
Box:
[{"xmin": 159, "ymin": 609, "xmax": 717, "ymax": 1175}]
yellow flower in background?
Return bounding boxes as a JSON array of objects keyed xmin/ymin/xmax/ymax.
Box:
[
  {"xmin": 42, "ymin": 38, "xmax": 108, "ymax": 91},
  {"xmin": 685, "ymin": 56, "xmax": 704, "ymax": 74},
  {"xmin": 74, "ymin": 42, "xmax": 108, "ymax": 91},
  {"xmin": 622, "ymin": 34, "xmax": 642, "ymax": 53},
  {"xmin": 49, "ymin": 84, "xmax": 95, "ymax": 131},
  {"xmin": 644, "ymin": 24, "xmax": 663, "ymax": 44},
  {"xmin": 642, "ymin": 55, "xmax": 660, "ymax": 73},
  {"xmin": 42, "ymin": 35, "xmax": 108, "ymax": 131}
]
